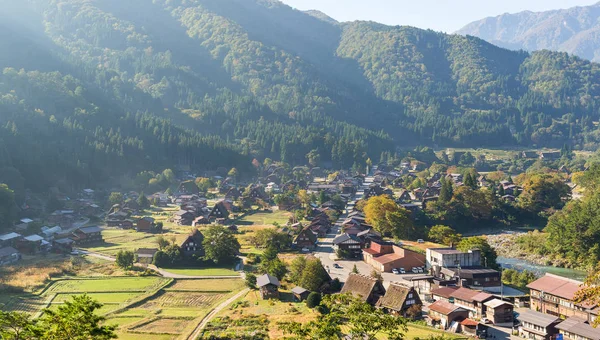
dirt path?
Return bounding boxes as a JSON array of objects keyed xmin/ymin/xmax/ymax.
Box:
[{"xmin": 187, "ymin": 288, "xmax": 250, "ymax": 340}]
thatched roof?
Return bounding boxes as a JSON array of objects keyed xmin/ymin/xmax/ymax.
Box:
[
  {"xmin": 341, "ymin": 273, "xmax": 383, "ymax": 302},
  {"xmin": 377, "ymin": 283, "xmax": 412, "ymax": 311}
]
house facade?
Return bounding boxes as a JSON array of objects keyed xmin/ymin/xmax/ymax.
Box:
[
  {"xmin": 71, "ymin": 226, "xmax": 103, "ymax": 245},
  {"xmin": 179, "ymin": 229, "xmax": 205, "ymax": 258},
  {"xmin": 341, "ymin": 273, "xmax": 386, "ymax": 305},
  {"xmin": 0, "ymin": 246, "xmax": 20, "ymax": 266},
  {"xmin": 528, "ymin": 274, "xmax": 596, "ymax": 320},
  {"xmin": 377, "ymin": 284, "xmax": 422, "ymax": 317},
  {"xmin": 363, "ymin": 240, "xmax": 426, "ymax": 273},
  {"xmin": 518, "ymin": 310, "xmax": 561, "ymax": 340},
  {"xmin": 257, "ymin": 274, "xmax": 280, "ymax": 299}
]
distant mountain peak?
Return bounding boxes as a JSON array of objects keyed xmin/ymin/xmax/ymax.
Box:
[
  {"xmin": 303, "ymin": 9, "xmax": 338, "ymax": 24},
  {"xmin": 457, "ymin": 2, "xmax": 600, "ymax": 62}
]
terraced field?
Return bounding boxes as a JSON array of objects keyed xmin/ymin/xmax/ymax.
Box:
[
  {"xmin": 167, "ymin": 278, "xmax": 245, "ymax": 292},
  {"xmin": 132, "ymin": 318, "xmax": 193, "ymax": 335}
]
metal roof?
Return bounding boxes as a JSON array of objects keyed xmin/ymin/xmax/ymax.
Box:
[{"xmin": 518, "ymin": 310, "xmax": 560, "ymax": 327}]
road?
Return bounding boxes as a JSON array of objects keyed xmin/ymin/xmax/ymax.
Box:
[
  {"xmin": 187, "ymin": 288, "xmax": 250, "ymax": 340},
  {"xmin": 312, "ymin": 165, "xmax": 420, "ymax": 288},
  {"xmin": 79, "ymin": 250, "xmax": 243, "ymax": 279}
]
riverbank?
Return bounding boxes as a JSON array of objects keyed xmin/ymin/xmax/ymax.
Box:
[{"xmin": 485, "ymin": 233, "xmax": 588, "ymax": 280}]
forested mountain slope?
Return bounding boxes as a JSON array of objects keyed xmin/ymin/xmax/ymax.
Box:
[
  {"xmin": 2, "ymin": 0, "xmax": 600, "ymax": 191},
  {"xmin": 457, "ymin": 2, "xmax": 600, "ymax": 62}
]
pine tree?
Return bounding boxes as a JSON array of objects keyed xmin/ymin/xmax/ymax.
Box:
[{"xmin": 439, "ymin": 177, "xmax": 453, "ymax": 203}]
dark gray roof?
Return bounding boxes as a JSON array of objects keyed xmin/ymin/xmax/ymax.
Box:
[
  {"xmin": 0, "ymin": 246, "xmax": 19, "ymax": 257},
  {"xmin": 291, "ymin": 286, "xmax": 308, "ymax": 295},
  {"xmin": 78, "ymin": 226, "xmax": 102, "ymax": 234},
  {"xmin": 556, "ymin": 318, "xmax": 600, "ymax": 340},
  {"xmin": 54, "ymin": 238, "xmax": 74, "ymax": 244},
  {"xmin": 518, "ymin": 310, "xmax": 561, "ymax": 327},
  {"xmin": 0, "ymin": 232, "xmax": 21, "ymax": 241},
  {"xmin": 333, "ymin": 233, "xmax": 360, "ymax": 245},
  {"xmin": 256, "ymin": 274, "xmax": 280, "ymax": 288}
]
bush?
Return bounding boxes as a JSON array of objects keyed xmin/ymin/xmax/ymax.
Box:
[
  {"xmin": 306, "ymin": 292, "xmax": 321, "ymax": 308},
  {"xmin": 245, "ymin": 273, "xmax": 257, "ymax": 289},
  {"xmin": 329, "ymin": 278, "xmax": 342, "ymax": 292}
]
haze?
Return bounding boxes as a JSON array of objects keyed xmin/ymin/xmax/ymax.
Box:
[{"xmin": 279, "ymin": 0, "xmax": 599, "ymax": 32}]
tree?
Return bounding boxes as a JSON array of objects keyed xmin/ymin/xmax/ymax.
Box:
[
  {"xmin": 249, "ymin": 228, "xmax": 291, "ymax": 251},
  {"xmin": 162, "ymin": 169, "xmax": 176, "ymax": 183},
  {"xmin": 459, "ymin": 152, "xmax": 475, "ymax": 166},
  {"xmin": 370, "ymin": 269, "xmax": 383, "ymax": 282},
  {"xmin": 279, "ymin": 294, "xmax": 406, "ymax": 340},
  {"xmin": 115, "ymin": 250, "xmax": 135, "ymax": 269},
  {"xmin": 156, "ymin": 235, "xmax": 170, "ymax": 250},
  {"xmin": 288, "ymin": 256, "xmax": 307, "ymax": 283},
  {"xmin": 228, "ymin": 167, "xmax": 238, "ymax": 181},
  {"xmin": 352, "ymin": 264, "xmax": 359, "ymax": 274},
  {"xmin": 306, "ymin": 292, "xmax": 322, "ymax": 308},
  {"xmin": 306, "ymin": 149, "xmax": 321, "ymax": 167},
  {"xmin": 195, "ymin": 177, "xmax": 214, "ymax": 193},
  {"xmin": 0, "ymin": 311, "xmax": 39, "ymax": 340},
  {"xmin": 457, "ymin": 237, "xmax": 498, "ymax": 269},
  {"xmin": 464, "ymin": 172, "xmax": 477, "ymax": 189},
  {"xmin": 0, "ymin": 184, "xmax": 17, "ymax": 233},
  {"xmin": 516, "ymin": 173, "xmax": 571, "ymax": 212},
  {"xmin": 428, "ymin": 225, "xmax": 462, "ymax": 246},
  {"xmin": 108, "ymin": 192, "xmax": 123, "ymax": 206},
  {"xmin": 299, "ymin": 258, "xmax": 330, "ymax": 292},
  {"xmin": 245, "ymin": 273, "xmax": 257, "ymax": 289},
  {"xmin": 38, "ymin": 294, "xmax": 117, "ymax": 339},
  {"xmin": 438, "ymin": 177, "xmax": 453, "ymax": 203},
  {"xmin": 364, "ymin": 195, "xmax": 413, "ymax": 238},
  {"xmin": 137, "ymin": 191, "xmax": 149, "ymax": 209},
  {"xmin": 202, "ymin": 225, "xmax": 241, "ymax": 264}
]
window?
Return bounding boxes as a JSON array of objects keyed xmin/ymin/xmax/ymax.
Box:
[
  {"xmin": 485, "ymin": 277, "xmax": 490, "ymax": 282},
  {"xmin": 408, "ymin": 293, "xmax": 413, "ymax": 298}
]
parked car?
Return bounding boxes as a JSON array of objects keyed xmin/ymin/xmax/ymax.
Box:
[
  {"xmin": 417, "ymin": 239, "xmax": 425, "ymax": 243},
  {"xmin": 417, "ymin": 267, "xmax": 424, "ymax": 273},
  {"xmin": 392, "ymin": 268, "xmax": 400, "ymax": 274},
  {"xmin": 333, "ymin": 263, "xmax": 342, "ymax": 269},
  {"xmin": 481, "ymin": 318, "xmax": 492, "ymax": 324},
  {"xmin": 411, "ymin": 267, "xmax": 419, "ymax": 273},
  {"xmin": 399, "ymin": 268, "xmax": 406, "ymax": 274}
]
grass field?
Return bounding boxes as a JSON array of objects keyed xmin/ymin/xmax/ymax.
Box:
[
  {"xmin": 160, "ymin": 267, "xmax": 239, "ymax": 276},
  {"xmin": 204, "ymin": 289, "xmax": 317, "ymax": 339},
  {"xmin": 236, "ymin": 210, "xmax": 292, "ymax": 226},
  {"xmin": 167, "ymin": 278, "xmax": 245, "ymax": 292},
  {"xmin": 48, "ymin": 277, "xmax": 165, "ymax": 293},
  {"xmin": 83, "ymin": 229, "xmax": 190, "ymax": 256},
  {"xmin": 106, "ymin": 278, "xmax": 245, "ymax": 339}
]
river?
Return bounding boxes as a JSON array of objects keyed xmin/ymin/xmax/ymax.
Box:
[{"xmin": 497, "ymin": 256, "xmax": 588, "ymax": 281}]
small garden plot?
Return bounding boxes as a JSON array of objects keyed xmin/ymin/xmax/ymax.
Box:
[
  {"xmin": 203, "ymin": 315, "xmax": 269, "ymax": 339},
  {"xmin": 0, "ymin": 295, "xmax": 44, "ymax": 314},
  {"xmin": 167, "ymin": 278, "xmax": 245, "ymax": 292},
  {"xmin": 131, "ymin": 318, "xmax": 192, "ymax": 335},
  {"xmin": 142, "ymin": 292, "xmax": 226, "ymax": 308},
  {"xmin": 48, "ymin": 277, "xmax": 165, "ymax": 293},
  {"xmin": 52, "ymin": 292, "xmax": 139, "ymax": 304},
  {"xmin": 105, "ymin": 316, "xmax": 147, "ymax": 328}
]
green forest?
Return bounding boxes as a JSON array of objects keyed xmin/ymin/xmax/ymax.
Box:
[{"xmin": 2, "ymin": 0, "xmax": 600, "ymax": 191}]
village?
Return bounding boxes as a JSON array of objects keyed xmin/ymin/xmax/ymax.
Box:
[{"xmin": 0, "ymin": 148, "xmax": 594, "ymax": 339}]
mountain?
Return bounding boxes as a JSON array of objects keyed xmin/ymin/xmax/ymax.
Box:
[
  {"xmin": 457, "ymin": 2, "xmax": 600, "ymax": 62},
  {"xmin": 2, "ymin": 0, "xmax": 600, "ymax": 193}
]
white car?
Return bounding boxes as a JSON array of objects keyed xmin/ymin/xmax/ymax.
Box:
[
  {"xmin": 399, "ymin": 268, "xmax": 406, "ymax": 274},
  {"xmin": 417, "ymin": 239, "xmax": 425, "ymax": 243},
  {"xmin": 392, "ymin": 268, "xmax": 400, "ymax": 274},
  {"xmin": 411, "ymin": 267, "xmax": 419, "ymax": 273}
]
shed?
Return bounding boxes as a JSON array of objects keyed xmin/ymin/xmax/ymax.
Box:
[{"xmin": 291, "ymin": 286, "xmax": 310, "ymax": 301}]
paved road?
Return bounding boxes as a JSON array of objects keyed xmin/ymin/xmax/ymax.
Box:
[
  {"xmin": 79, "ymin": 250, "xmax": 243, "ymax": 279},
  {"xmin": 187, "ymin": 288, "xmax": 250, "ymax": 340}
]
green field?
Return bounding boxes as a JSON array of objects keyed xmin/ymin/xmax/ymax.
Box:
[
  {"xmin": 236, "ymin": 210, "xmax": 291, "ymax": 225},
  {"xmin": 48, "ymin": 277, "xmax": 165, "ymax": 293},
  {"xmin": 160, "ymin": 267, "xmax": 238, "ymax": 276}
]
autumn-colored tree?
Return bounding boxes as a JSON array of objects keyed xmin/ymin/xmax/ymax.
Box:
[
  {"xmin": 428, "ymin": 225, "xmax": 462, "ymax": 246},
  {"xmin": 364, "ymin": 195, "xmax": 413, "ymax": 238},
  {"xmin": 516, "ymin": 173, "xmax": 571, "ymax": 212}
]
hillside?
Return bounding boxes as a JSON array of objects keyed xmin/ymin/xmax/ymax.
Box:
[
  {"xmin": 3, "ymin": 0, "xmax": 600, "ymax": 193},
  {"xmin": 457, "ymin": 2, "xmax": 600, "ymax": 62}
]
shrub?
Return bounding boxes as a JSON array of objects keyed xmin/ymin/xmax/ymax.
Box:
[
  {"xmin": 306, "ymin": 292, "xmax": 321, "ymax": 308},
  {"xmin": 245, "ymin": 273, "xmax": 257, "ymax": 289}
]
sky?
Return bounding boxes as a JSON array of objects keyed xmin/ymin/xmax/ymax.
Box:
[{"xmin": 279, "ymin": 0, "xmax": 599, "ymax": 33}]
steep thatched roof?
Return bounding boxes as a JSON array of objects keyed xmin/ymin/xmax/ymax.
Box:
[
  {"xmin": 377, "ymin": 283, "xmax": 412, "ymax": 311},
  {"xmin": 341, "ymin": 273, "xmax": 383, "ymax": 302}
]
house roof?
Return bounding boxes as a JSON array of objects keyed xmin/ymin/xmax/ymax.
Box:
[
  {"xmin": 257, "ymin": 274, "xmax": 281, "ymax": 288},
  {"xmin": 517, "ymin": 309, "xmax": 561, "ymax": 327},
  {"xmin": 295, "ymin": 227, "xmax": 318, "ymax": 244},
  {"xmin": 23, "ymin": 235, "xmax": 44, "ymax": 242},
  {"xmin": 461, "ymin": 319, "xmax": 479, "ymax": 326},
  {"xmin": 429, "ymin": 248, "xmax": 465, "ymax": 255},
  {"xmin": 527, "ymin": 274, "xmax": 584, "ymax": 301},
  {"xmin": 377, "ymin": 283, "xmax": 412, "ymax": 311},
  {"xmin": 429, "ymin": 300, "xmax": 466, "ymax": 315},
  {"xmin": 175, "ymin": 210, "xmax": 193, "ymax": 217},
  {"xmin": 450, "ymin": 287, "xmax": 493, "ymax": 303},
  {"xmin": 78, "ymin": 226, "xmax": 102, "ymax": 234},
  {"xmin": 333, "ymin": 233, "xmax": 360, "ymax": 245},
  {"xmin": 0, "ymin": 246, "xmax": 19, "ymax": 257},
  {"xmin": 484, "ymin": 299, "xmax": 512, "ymax": 309},
  {"xmin": 137, "ymin": 248, "xmax": 158, "ymax": 256},
  {"xmin": 54, "ymin": 238, "xmax": 74, "ymax": 244},
  {"xmin": 372, "ymin": 252, "xmax": 403, "ymax": 265},
  {"xmin": 556, "ymin": 317, "xmax": 600, "ymax": 340},
  {"xmin": 291, "ymin": 286, "xmax": 308, "ymax": 295},
  {"xmin": 340, "ymin": 273, "xmax": 382, "ymax": 302},
  {"xmin": 0, "ymin": 232, "xmax": 22, "ymax": 241},
  {"xmin": 431, "ymin": 286, "xmax": 459, "ymax": 299}
]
